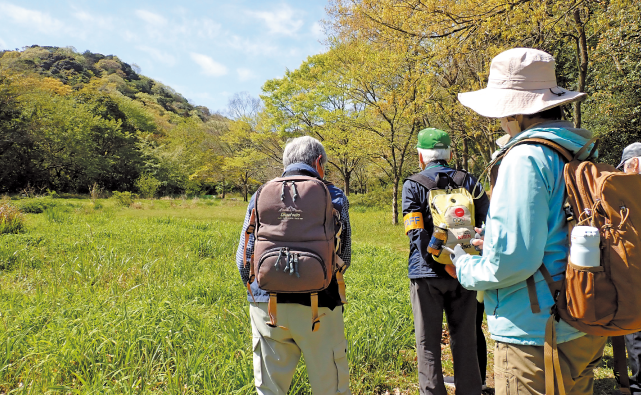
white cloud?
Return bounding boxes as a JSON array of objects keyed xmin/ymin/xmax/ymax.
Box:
[
  {"xmin": 137, "ymin": 46, "xmax": 176, "ymax": 66},
  {"xmin": 0, "ymin": 3, "xmax": 65, "ymax": 33},
  {"xmin": 226, "ymin": 35, "xmax": 279, "ymax": 57},
  {"xmin": 135, "ymin": 9, "xmax": 167, "ymax": 26},
  {"xmin": 190, "ymin": 53, "xmax": 228, "ymax": 77},
  {"xmin": 197, "ymin": 18, "xmax": 222, "ymax": 39},
  {"xmin": 72, "ymin": 10, "xmax": 112, "ymax": 30},
  {"xmin": 0, "ymin": 37, "xmax": 7, "ymax": 49},
  {"xmin": 248, "ymin": 4, "xmax": 303, "ymax": 36},
  {"xmin": 237, "ymin": 68, "xmax": 256, "ymax": 82},
  {"xmin": 311, "ymin": 21, "xmax": 324, "ymax": 39}
]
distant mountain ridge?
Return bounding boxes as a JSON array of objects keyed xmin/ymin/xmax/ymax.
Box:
[{"xmin": 0, "ymin": 45, "xmax": 216, "ymax": 121}]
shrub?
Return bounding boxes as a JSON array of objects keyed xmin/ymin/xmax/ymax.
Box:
[
  {"xmin": 111, "ymin": 191, "xmax": 138, "ymax": 207},
  {"xmin": 348, "ymin": 186, "xmax": 394, "ymax": 209},
  {"xmin": 135, "ymin": 174, "xmax": 161, "ymax": 198},
  {"xmin": 15, "ymin": 197, "xmax": 58, "ymax": 213},
  {"xmin": 0, "ymin": 203, "xmax": 25, "ymax": 234}
]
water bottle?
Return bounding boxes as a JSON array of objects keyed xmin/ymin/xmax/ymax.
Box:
[
  {"xmin": 570, "ymin": 226, "xmax": 601, "ymax": 267},
  {"xmin": 427, "ymin": 223, "xmax": 448, "ymax": 257}
]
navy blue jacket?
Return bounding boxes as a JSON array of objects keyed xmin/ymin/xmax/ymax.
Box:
[
  {"xmin": 402, "ymin": 160, "xmax": 489, "ymax": 279},
  {"xmin": 235, "ymin": 163, "xmax": 352, "ymax": 310}
]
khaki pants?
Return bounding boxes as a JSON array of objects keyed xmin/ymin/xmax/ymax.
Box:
[
  {"xmin": 494, "ymin": 334, "xmax": 606, "ymax": 395},
  {"xmin": 250, "ymin": 302, "xmax": 350, "ymax": 395}
]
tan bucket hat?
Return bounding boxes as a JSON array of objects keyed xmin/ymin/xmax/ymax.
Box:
[{"xmin": 458, "ymin": 48, "xmax": 586, "ymax": 118}]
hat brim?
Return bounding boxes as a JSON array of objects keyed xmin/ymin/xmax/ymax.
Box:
[{"xmin": 458, "ymin": 87, "xmax": 587, "ymax": 118}]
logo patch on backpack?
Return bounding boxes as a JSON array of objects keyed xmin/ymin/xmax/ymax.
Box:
[{"xmin": 278, "ymin": 206, "xmax": 303, "ymax": 220}]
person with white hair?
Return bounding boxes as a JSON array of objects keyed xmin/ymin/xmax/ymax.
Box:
[
  {"xmin": 402, "ymin": 128, "xmax": 490, "ymax": 395},
  {"xmin": 449, "ymin": 48, "xmax": 606, "ymax": 395},
  {"xmin": 235, "ymin": 136, "xmax": 352, "ymax": 394},
  {"xmin": 618, "ymin": 142, "xmax": 641, "ymax": 174}
]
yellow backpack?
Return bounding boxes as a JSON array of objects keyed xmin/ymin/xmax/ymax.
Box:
[{"xmin": 406, "ymin": 171, "xmax": 480, "ymax": 264}]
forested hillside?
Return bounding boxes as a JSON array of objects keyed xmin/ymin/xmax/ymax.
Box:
[{"xmin": 0, "ymin": 46, "xmax": 234, "ymax": 195}]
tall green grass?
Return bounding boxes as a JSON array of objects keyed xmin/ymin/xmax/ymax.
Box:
[
  {"xmin": 0, "ymin": 198, "xmax": 416, "ymax": 394},
  {"xmin": 0, "ymin": 198, "xmax": 617, "ymax": 394}
]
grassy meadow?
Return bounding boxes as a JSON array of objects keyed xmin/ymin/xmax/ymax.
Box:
[{"xmin": 0, "ymin": 197, "xmax": 619, "ymax": 394}]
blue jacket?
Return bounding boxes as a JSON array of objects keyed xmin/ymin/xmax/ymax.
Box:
[
  {"xmin": 235, "ymin": 163, "xmax": 352, "ymax": 309},
  {"xmin": 402, "ymin": 161, "xmax": 490, "ymax": 279},
  {"xmin": 456, "ymin": 120, "xmax": 597, "ymax": 346}
]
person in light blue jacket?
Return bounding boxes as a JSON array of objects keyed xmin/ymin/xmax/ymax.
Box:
[{"xmin": 450, "ymin": 48, "xmax": 607, "ymax": 395}]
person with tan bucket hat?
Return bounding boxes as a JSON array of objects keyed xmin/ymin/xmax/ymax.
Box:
[{"xmin": 447, "ymin": 48, "xmax": 606, "ymax": 395}]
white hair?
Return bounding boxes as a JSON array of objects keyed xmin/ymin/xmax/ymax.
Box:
[
  {"xmin": 418, "ymin": 148, "xmax": 451, "ymax": 163},
  {"xmin": 283, "ymin": 136, "xmax": 327, "ymax": 168}
]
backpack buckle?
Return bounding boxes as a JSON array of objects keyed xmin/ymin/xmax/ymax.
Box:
[{"xmin": 563, "ymin": 202, "xmax": 575, "ymax": 222}]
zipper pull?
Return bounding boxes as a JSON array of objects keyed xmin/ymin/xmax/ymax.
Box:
[
  {"xmin": 294, "ymin": 253, "xmax": 300, "ymax": 278},
  {"xmin": 274, "ymin": 248, "xmax": 283, "ymax": 271},
  {"xmin": 280, "ymin": 181, "xmax": 287, "ymax": 201},
  {"xmin": 283, "ymin": 248, "xmax": 291, "ymax": 273},
  {"xmin": 291, "ymin": 181, "xmax": 299, "ymax": 201}
]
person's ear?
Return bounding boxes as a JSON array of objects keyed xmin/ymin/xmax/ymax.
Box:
[
  {"xmin": 418, "ymin": 152, "xmax": 425, "ymax": 169},
  {"xmin": 634, "ymin": 158, "xmax": 640, "ymax": 174},
  {"xmin": 449, "ymin": 151, "xmax": 453, "ymax": 161},
  {"xmin": 315, "ymin": 155, "xmax": 325, "ymax": 178}
]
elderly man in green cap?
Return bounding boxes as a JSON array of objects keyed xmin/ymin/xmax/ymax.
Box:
[{"xmin": 402, "ymin": 128, "xmax": 490, "ymax": 395}]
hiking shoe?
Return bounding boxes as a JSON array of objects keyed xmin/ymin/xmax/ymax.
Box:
[{"xmin": 443, "ymin": 376, "xmax": 455, "ymax": 388}]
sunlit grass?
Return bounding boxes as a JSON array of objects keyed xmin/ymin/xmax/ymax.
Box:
[{"xmin": 0, "ymin": 197, "xmax": 616, "ymax": 394}]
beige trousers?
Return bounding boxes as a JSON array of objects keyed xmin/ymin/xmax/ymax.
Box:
[
  {"xmin": 494, "ymin": 334, "xmax": 606, "ymax": 395},
  {"xmin": 250, "ymin": 302, "xmax": 350, "ymax": 395}
]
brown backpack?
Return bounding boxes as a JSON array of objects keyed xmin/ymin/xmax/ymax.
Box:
[
  {"xmin": 492, "ymin": 137, "xmax": 641, "ymax": 395},
  {"xmin": 242, "ymin": 176, "xmax": 346, "ymax": 332}
]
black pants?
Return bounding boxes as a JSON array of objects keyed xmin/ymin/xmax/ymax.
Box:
[
  {"xmin": 410, "ymin": 277, "xmax": 482, "ymax": 395},
  {"xmin": 625, "ymin": 331, "xmax": 641, "ymax": 394},
  {"xmin": 476, "ymin": 301, "xmax": 487, "ymax": 383}
]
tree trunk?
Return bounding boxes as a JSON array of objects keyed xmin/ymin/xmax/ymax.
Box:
[
  {"xmin": 573, "ymin": 8, "xmax": 588, "ymax": 129},
  {"xmin": 344, "ymin": 171, "xmax": 350, "ymax": 196},
  {"xmin": 462, "ymin": 138, "xmax": 469, "ymax": 171},
  {"xmin": 392, "ymin": 176, "xmax": 399, "ymax": 225},
  {"xmin": 243, "ymin": 182, "xmax": 248, "ymax": 202},
  {"xmin": 221, "ymin": 176, "xmax": 226, "ymax": 199}
]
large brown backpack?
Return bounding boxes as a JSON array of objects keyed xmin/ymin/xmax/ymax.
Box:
[
  {"xmin": 492, "ymin": 137, "xmax": 641, "ymax": 395},
  {"xmin": 242, "ymin": 176, "xmax": 346, "ymax": 332}
]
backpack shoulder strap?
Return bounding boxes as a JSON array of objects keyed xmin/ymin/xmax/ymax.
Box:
[
  {"xmin": 405, "ymin": 173, "xmax": 437, "ymax": 191},
  {"xmin": 452, "ymin": 170, "xmax": 467, "ymax": 187},
  {"xmin": 508, "ymin": 138, "xmax": 574, "ymax": 163}
]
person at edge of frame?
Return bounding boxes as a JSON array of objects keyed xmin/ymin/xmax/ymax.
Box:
[
  {"xmin": 402, "ymin": 127, "xmax": 490, "ymax": 395},
  {"xmin": 449, "ymin": 47, "xmax": 607, "ymax": 395},
  {"xmin": 617, "ymin": 142, "xmax": 641, "ymax": 395},
  {"xmin": 235, "ymin": 136, "xmax": 352, "ymax": 395}
]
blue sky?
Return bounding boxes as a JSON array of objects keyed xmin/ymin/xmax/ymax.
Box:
[{"xmin": 0, "ymin": 0, "xmax": 329, "ymax": 112}]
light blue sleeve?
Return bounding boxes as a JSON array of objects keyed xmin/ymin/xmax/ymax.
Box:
[{"xmin": 456, "ymin": 145, "xmax": 554, "ymax": 290}]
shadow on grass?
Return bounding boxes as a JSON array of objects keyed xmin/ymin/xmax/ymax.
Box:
[{"xmin": 594, "ymin": 377, "xmax": 618, "ymax": 395}]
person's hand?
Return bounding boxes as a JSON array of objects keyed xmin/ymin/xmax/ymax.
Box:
[
  {"xmin": 450, "ymin": 244, "xmax": 468, "ymax": 266},
  {"xmin": 472, "ymin": 226, "xmax": 485, "ymax": 251},
  {"xmin": 444, "ymin": 263, "xmax": 457, "ymax": 279}
]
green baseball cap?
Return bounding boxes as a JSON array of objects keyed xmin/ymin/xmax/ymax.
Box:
[{"xmin": 416, "ymin": 128, "xmax": 451, "ymax": 149}]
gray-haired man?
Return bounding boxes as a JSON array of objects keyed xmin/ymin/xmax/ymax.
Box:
[{"xmin": 236, "ymin": 136, "xmax": 352, "ymax": 394}]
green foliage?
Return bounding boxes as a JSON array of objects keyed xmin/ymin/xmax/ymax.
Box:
[
  {"xmin": 0, "ymin": 46, "xmax": 222, "ymax": 195},
  {"xmin": 0, "ymin": 202, "xmax": 24, "ymax": 234},
  {"xmin": 111, "ymin": 191, "xmax": 138, "ymax": 207},
  {"xmin": 349, "ymin": 186, "xmax": 395, "ymax": 210},
  {"xmin": 135, "ymin": 174, "xmax": 161, "ymax": 198},
  {"xmin": 14, "ymin": 197, "xmax": 59, "ymax": 213}
]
